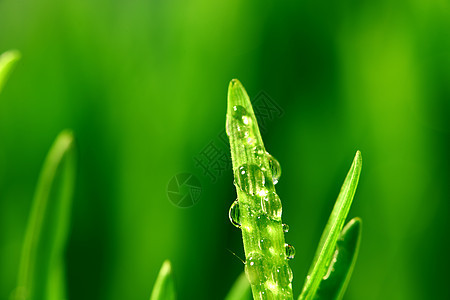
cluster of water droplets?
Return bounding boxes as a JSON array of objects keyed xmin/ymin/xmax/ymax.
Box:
[
  {"xmin": 227, "ymin": 104, "xmax": 296, "ymax": 295},
  {"xmin": 244, "ymin": 251, "xmax": 294, "ymax": 298}
]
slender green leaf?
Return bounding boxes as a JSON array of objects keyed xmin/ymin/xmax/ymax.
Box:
[
  {"xmin": 225, "ymin": 272, "xmax": 252, "ymax": 300},
  {"xmin": 314, "ymin": 218, "xmax": 362, "ymax": 300},
  {"xmin": 150, "ymin": 260, "xmax": 176, "ymax": 300},
  {"xmin": 226, "ymin": 79, "xmax": 294, "ymax": 299},
  {"xmin": 14, "ymin": 130, "xmax": 76, "ymax": 300},
  {"xmin": 0, "ymin": 50, "xmax": 20, "ymax": 94},
  {"xmin": 299, "ymin": 151, "xmax": 362, "ymax": 300}
]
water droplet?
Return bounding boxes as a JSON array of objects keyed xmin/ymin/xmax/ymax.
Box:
[
  {"xmin": 246, "ymin": 137, "xmax": 257, "ymax": 146},
  {"xmin": 257, "ymin": 290, "xmax": 274, "ymax": 298},
  {"xmin": 261, "ymin": 288, "xmax": 275, "ymax": 298},
  {"xmin": 235, "ymin": 164, "xmax": 266, "ymax": 195},
  {"xmin": 232, "ymin": 105, "xmax": 251, "ymax": 125},
  {"xmin": 253, "ymin": 146, "xmax": 265, "ymax": 155},
  {"xmin": 261, "ymin": 192, "xmax": 282, "ymax": 220},
  {"xmin": 266, "ymin": 153, "xmax": 281, "ymax": 184},
  {"xmin": 258, "ymin": 238, "xmax": 272, "ymax": 251},
  {"xmin": 227, "ymin": 106, "xmax": 252, "ymax": 139},
  {"xmin": 285, "ymin": 244, "xmax": 296, "ymax": 260},
  {"xmin": 274, "ymin": 261, "xmax": 294, "ymax": 285},
  {"xmin": 254, "ymin": 146, "xmax": 265, "ymax": 153},
  {"xmin": 263, "ymin": 172, "xmax": 275, "ymax": 192},
  {"xmin": 250, "ymin": 146, "xmax": 264, "ymax": 166},
  {"xmin": 282, "ymin": 224, "xmax": 289, "ymax": 233},
  {"xmin": 232, "ymin": 106, "xmax": 251, "ymax": 139},
  {"xmin": 236, "ymin": 124, "xmax": 250, "ymax": 139},
  {"xmin": 256, "ymin": 188, "xmax": 269, "ymax": 197},
  {"xmin": 228, "ymin": 200, "xmax": 240, "ymax": 228},
  {"xmin": 245, "ymin": 252, "xmax": 266, "ymax": 284},
  {"xmin": 253, "ymin": 214, "xmax": 271, "ymax": 233}
]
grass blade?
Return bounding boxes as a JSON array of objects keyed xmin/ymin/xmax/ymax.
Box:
[
  {"xmin": 314, "ymin": 218, "xmax": 362, "ymax": 300},
  {"xmin": 150, "ymin": 260, "xmax": 176, "ymax": 300},
  {"xmin": 299, "ymin": 151, "xmax": 362, "ymax": 300},
  {"xmin": 14, "ymin": 130, "xmax": 76, "ymax": 300},
  {"xmin": 0, "ymin": 50, "xmax": 20, "ymax": 94},
  {"xmin": 227, "ymin": 79, "xmax": 294, "ymax": 299},
  {"xmin": 225, "ymin": 272, "xmax": 252, "ymax": 300}
]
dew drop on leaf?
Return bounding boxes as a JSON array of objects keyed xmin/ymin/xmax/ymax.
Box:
[
  {"xmin": 231, "ymin": 105, "xmax": 252, "ymax": 139},
  {"xmin": 275, "ymin": 261, "xmax": 294, "ymax": 285},
  {"xmin": 232, "ymin": 105, "xmax": 251, "ymax": 125},
  {"xmin": 246, "ymin": 136, "xmax": 257, "ymax": 146},
  {"xmin": 228, "ymin": 199, "xmax": 241, "ymax": 228},
  {"xmin": 260, "ymin": 289, "xmax": 275, "ymax": 298},
  {"xmin": 285, "ymin": 244, "xmax": 296, "ymax": 260},
  {"xmin": 266, "ymin": 153, "xmax": 281, "ymax": 184},
  {"xmin": 236, "ymin": 124, "xmax": 250, "ymax": 139},
  {"xmin": 252, "ymin": 146, "xmax": 265, "ymax": 166},
  {"xmin": 245, "ymin": 252, "xmax": 266, "ymax": 285},
  {"xmin": 258, "ymin": 238, "xmax": 273, "ymax": 252},
  {"xmin": 235, "ymin": 164, "xmax": 266, "ymax": 195},
  {"xmin": 262, "ymin": 170, "xmax": 275, "ymax": 191},
  {"xmin": 260, "ymin": 192, "xmax": 282, "ymax": 220}
]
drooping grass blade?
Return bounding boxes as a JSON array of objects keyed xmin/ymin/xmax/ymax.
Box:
[
  {"xmin": 14, "ymin": 130, "xmax": 76, "ymax": 300},
  {"xmin": 299, "ymin": 151, "xmax": 362, "ymax": 300}
]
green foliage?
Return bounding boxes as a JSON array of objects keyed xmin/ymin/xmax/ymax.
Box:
[
  {"xmin": 227, "ymin": 79, "xmax": 294, "ymax": 299},
  {"xmin": 314, "ymin": 218, "xmax": 362, "ymax": 300},
  {"xmin": 1, "ymin": 1, "xmax": 448, "ymax": 299},
  {"xmin": 150, "ymin": 260, "xmax": 176, "ymax": 300},
  {"xmin": 0, "ymin": 50, "xmax": 20, "ymax": 94},
  {"xmin": 14, "ymin": 131, "xmax": 76, "ymax": 300},
  {"xmin": 9, "ymin": 77, "xmax": 362, "ymax": 300},
  {"xmin": 225, "ymin": 273, "xmax": 252, "ymax": 300}
]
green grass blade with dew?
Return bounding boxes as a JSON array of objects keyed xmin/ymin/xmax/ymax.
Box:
[
  {"xmin": 227, "ymin": 79, "xmax": 294, "ymax": 300},
  {"xmin": 299, "ymin": 151, "xmax": 362, "ymax": 300},
  {"xmin": 14, "ymin": 130, "xmax": 76, "ymax": 300}
]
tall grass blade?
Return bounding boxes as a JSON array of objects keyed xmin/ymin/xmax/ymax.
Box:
[
  {"xmin": 14, "ymin": 130, "xmax": 76, "ymax": 300},
  {"xmin": 150, "ymin": 260, "xmax": 176, "ymax": 300},
  {"xmin": 314, "ymin": 218, "xmax": 362, "ymax": 300},
  {"xmin": 299, "ymin": 151, "xmax": 362, "ymax": 300},
  {"xmin": 0, "ymin": 50, "xmax": 20, "ymax": 94},
  {"xmin": 225, "ymin": 272, "xmax": 252, "ymax": 300}
]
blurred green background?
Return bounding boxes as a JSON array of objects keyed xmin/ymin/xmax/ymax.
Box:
[{"xmin": 1, "ymin": 0, "xmax": 449, "ymax": 299}]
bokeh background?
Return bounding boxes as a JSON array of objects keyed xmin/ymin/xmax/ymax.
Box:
[{"xmin": 1, "ymin": 0, "xmax": 450, "ymax": 299}]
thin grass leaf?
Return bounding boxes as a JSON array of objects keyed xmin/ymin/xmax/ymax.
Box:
[
  {"xmin": 225, "ymin": 272, "xmax": 252, "ymax": 300},
  {"xmin": 150, "ymin": 260, "xmax": 176, "ymax": 300},
  {"xmin": 14, "ymin": 130, "xmax": 76, "ymax": 300},
  {"xmin": 227, "ymin": 79, "xmax": 294, "ymax": 299},
  {"xmin": 299, "ymin": 151, "xmax": 362, "ymax": 300},
  {"xmin": 314, "ymin": 218, "xmax": 362, "ymax": 300},
  {"xmin": 0, "ymin": 50, "xmax": 20, "ymax": 94}
]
